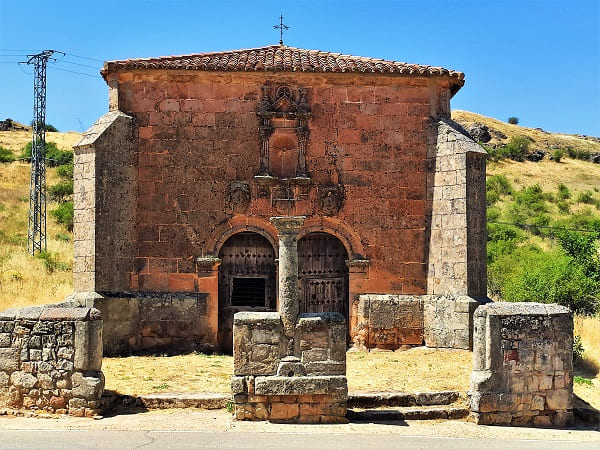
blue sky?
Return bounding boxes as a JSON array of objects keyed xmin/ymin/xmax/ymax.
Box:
[{"xmin": 0, "ymin": 0, "xmax": 598, "ymax": 135}]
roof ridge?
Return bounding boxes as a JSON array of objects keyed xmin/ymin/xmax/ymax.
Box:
[{"xmin": 101, "ymin": 45, "xmax": 465, "ymax": 89}]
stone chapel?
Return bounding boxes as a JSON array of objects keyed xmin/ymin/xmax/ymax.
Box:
[{"xmin": 72, "ymin": 45, "xmax": 487, "ymax": 355}]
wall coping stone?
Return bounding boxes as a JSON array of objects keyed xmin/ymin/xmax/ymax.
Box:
[
  {"xmin": 234, "ymin": 311, "xmax": 282, "ymax": 325},
  {"xmin": 475, "ymin": 302, "xmax": 570, "ymax": 317},
  {"xmin": 255, "ymin": 375, "xmax": 348, "ymax": 396}
]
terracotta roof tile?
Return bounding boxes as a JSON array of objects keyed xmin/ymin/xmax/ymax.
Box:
[{"xmin": 102, "ymin": 45, "xmax": 464, "ymax": 87}]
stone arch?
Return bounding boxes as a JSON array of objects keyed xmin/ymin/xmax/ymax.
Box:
[
  {"xmin": 299, "ymin": 217, "xmax": 365, "ymax": 261},
  {"xmin": 208, "ymin": 216, "xmax": 279, "ymax": 258}
]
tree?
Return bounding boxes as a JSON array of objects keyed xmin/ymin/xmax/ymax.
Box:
[{"xmin": 507, "ymin": 117, "xmax": 519, "ymax": 125}]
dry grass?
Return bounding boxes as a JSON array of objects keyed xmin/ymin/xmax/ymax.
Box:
[
  {"xmin": 573, "ymin": 315, "xmax": 600, "ymax": 410},
  {"xmin": 0, "ymin": 130, "xmax": 81, "ymax": 156},
  {"xmin": 102, "ymin": 348, "xmax": 473, "ymax": 396},
  {"xmin": 0, "ymin": 161, "xmax": 73, "ymax": 310},
  {"xmin": 452, "ymin": 110, "xmax": 600, "ymax": 153},
  {"xmin": 487, "ymin": 158, "xmax": 600, "ymax": 195}
]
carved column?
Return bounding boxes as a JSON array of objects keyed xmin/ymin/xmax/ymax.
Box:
[
  {"xmin": 259, "ymin": 117, "xmax": 273, "ymax": 176},
  {"xmin": 296, "ymin": 118, "xmax": 309, "ymax": 177},
  {"xmin": 270, "ymin": 216, "xmax": 305, "ymax": 337}
]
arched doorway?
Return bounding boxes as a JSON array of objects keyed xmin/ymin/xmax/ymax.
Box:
[
  {"xmin": 218, "ymin": 232, "xmax": 276, "ymax": 353},
  {"xmin": 298, "ymin": 232, "xmax": 349, "ymax": 323}
]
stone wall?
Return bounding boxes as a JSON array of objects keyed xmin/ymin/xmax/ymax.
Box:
[
  {"xmin": 469, "ymin": 303, "xmax": 573, "ymax": 427},
  {"xmin": 0, "ymin": 306, "xmax": 103, "ymax": 417},
  {"xmin": 353, "ymin": 294, "xmax": 484, "ymax": 351},
  {"xmin": 426, "ymin": 119, "xmax": 487, "ymax": 297},
  {"xmin": 66, "ymin": 291, "xmax": 215, "ymax": 355},
  {"xmin": 105, "ymin": 71, "xmax": 456, "ymax": 297},
  {"xmin": 73, "ymin": 110, "xmax": 136, "ymax": 293},
  {"xmin": 231, "ymin": 312, "xmax": 347, "ymax": 423},
  {"xmin": 353, "ymin": 295, "xmax": 424, "ymax": 350}
]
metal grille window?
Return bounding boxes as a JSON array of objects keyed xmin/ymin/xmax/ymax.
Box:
[{"xmin": 230, "ymin": 277, "xmax": 266, "ymax": 307}]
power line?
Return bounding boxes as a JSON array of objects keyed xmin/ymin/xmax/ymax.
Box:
[
  {"xmin": 58, "ymin": 59, "xmax": 102, "ymax": 70},
  {"xmin": 488, "ymin": 221, "xmax": 599, "ymax": 234},
  {"xmin": 61, "ymin": 52, "xmax": 104, "ymax": 63},
  {"xmin": 48, "ymin": 66, "xmax": 102, "ymax": 78}
]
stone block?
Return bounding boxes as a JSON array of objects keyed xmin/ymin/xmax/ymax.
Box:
[
  {"xmin": 270, "ymin": 402, "xmax": 299, "ymax": 420},
  {"xmin": 255, "ymin": 376, "xmax": 347, "ymax": 397},
  {"xmin": 0, "ymin": 348, "xmax": 19, "ymax": 372},
  {"xmin": 71, "ymin": 371, "xmax": 105, "ymax": 401},
  {"xmin": 74, "ymin": 319, "xmax": 103, "ymax": 371},
  {"xmin": 10, "ymin": 371, "xmax": 37, "ymax": 389}
]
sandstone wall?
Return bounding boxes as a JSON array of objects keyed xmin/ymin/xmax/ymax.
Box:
[
  {"xmin": 112, "ymin": 71, "xmax": 456, "ymax": 296},
  {"xmin": 469, "ymin": 303, "xmax": 573, "ymax": 427},
  {"xmin": 0, "ymin": 306, "xmax": 103, "ymax": 417}
]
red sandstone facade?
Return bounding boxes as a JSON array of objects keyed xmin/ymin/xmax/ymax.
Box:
[{"xmin": 74, "ymin": 46, "xmax": 486, "ymax": 354}]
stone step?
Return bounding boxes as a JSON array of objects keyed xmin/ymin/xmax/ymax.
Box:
[
  {"xmin": 347, "ymin": 406, "xmax": 469, "ymax": 422},
  {"xmin": 103, "ymin": 390, "xmax": 463, "ymax": 412},
  {"xmin": 103, "ymin": 392, "xmax": 230, "ymax": 410},
  {"xmin": 347, "ymin": 391, "xmax": 461, "ymax": 408}
]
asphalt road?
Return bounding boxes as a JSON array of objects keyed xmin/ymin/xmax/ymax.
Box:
[{"xmin": 0, "ymin": 431, "xmax": 598, "ymax": 450}]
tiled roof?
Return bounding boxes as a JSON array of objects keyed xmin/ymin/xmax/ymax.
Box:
[{"xmin": 102, "ymin": 45, "xmax": 464, "ymax": 86}]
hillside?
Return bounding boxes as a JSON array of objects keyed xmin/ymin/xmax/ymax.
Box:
[{"xmin": 452, "ymin": 110, "xmax": 600, "ymax": 153}]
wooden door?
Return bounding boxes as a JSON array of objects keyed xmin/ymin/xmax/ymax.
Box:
[
  {"xmin": 298, "ymin": 233, "xmax": 348, "ymax": 321},
  {"xmin": 218, "ymin": 232, "xmax": 276, "ymax": 353}
]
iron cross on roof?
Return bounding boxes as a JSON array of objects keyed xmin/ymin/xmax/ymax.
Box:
[{"xmin": 274, "ymin": 15, "xmax": 289, "ymax": 46}]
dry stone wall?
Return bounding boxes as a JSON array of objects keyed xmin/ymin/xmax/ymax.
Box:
[
  {"xmin": 469, "ymin": 303, "xmax": 573, "ymax": 427},
  {"xmin": 0, "ymin": 306, "xmax": 103, "ymax": 417}
]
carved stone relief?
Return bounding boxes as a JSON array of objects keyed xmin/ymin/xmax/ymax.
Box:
[
  {"xmin": 226, "ymin": 181, "xmax": 251, "ymax": 213},
  {"xmin": 319, "ymin": 185, "xmax": 345, "ymax": 215}
]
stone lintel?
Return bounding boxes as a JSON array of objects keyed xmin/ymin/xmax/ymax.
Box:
[
  {"xmin": 345, "ymin": 259, "xmax": 370, "ymax": 273},
  {"xmin": 475, "ymin": 302, "xmax": 570, "ymax": 318}
]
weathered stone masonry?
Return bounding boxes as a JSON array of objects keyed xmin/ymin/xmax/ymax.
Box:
[
  {"xmin": 469, "ymin": 303, "xmax": 573, "ymax": 427},
  {"xmin": 0, "ymin": 306, "xmax": 104, "ymax": 416},
  {"xmin": 74, "ymin": 45, "xmax": 488, "ymax": 354}
]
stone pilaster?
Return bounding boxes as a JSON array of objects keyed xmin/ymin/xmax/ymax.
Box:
[{"xmin": 270, "ymin": 216, "xmax": 305, "ymax": 338}]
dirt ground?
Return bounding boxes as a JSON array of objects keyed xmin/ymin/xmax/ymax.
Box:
[{"xmin": 102, "ymin": 348, "xmax": 474, "ymax": 396}]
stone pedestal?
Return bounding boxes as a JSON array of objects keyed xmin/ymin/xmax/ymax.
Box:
[
  {"xmin": 270, "ymin": 216, "xmax": 305, "ymax": 338},
  {"xmin": 469, "ymin": 303, "xmax": 573, "ymax": 427}
]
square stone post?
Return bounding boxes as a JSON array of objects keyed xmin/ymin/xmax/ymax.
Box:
[{"xmin": 270, "ymin": 216, "xmax": 305, "ymax": 338}]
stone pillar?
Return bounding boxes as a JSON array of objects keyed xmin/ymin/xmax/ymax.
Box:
[
  {"xmin": 469, "ymin": 303, "xmax": 573, "ymax": 427},
  {"xmin": 196, "ymin": 256, "xmax": 222, "ymax": 348},
  {"xmin": 270, "ymin": 216, "xmax": 305, "ymax": 338}
]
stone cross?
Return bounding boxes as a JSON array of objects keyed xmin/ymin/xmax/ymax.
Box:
[{"xmin": 270, "ymin": 216, "xmax": 305, "ymax": 338}]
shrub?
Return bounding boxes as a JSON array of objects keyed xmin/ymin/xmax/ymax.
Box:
[
  {"xmin": 30, "ymin": 120, "xmax": 59, "ymax": 132},
  {"xmin": 550, "ymin": 149, "xmax": 564, "ymax": 162},
  {"xmin": 491, "ymin": 247, "xmax": 598, "ymax": 314},
  {"xmin": 35, "ymin": 251, "xmax": 70, "ymax": 273},
  {"xmin": 486, "ymin": 190, "xmax": 499, "ymax": 206},
  {"xmin": 0, "ymin": 146, "xmax": 15, "ymax": 163},
  {"xmin": 48, "ymin": 180, "xmax": 73, "ymax": 203},
  {"xmin": 557, "ymin": 200, "xmax": 570, "ymax": 214},
  {"xmin": 504, "ymin": 136, "xmax": 531, "ymax": 161},
  {"xmin": 50, "ymin": 201, "xmax": 73, "ymax": 231},
  {"xmin": 508, "ymin": 117, "xmax": 519, "ymax": 125},
  {"xmin": 20, "ymin": 142, "xmax": 73, "ymax": 167},
  {"xmin": 557, "ymin": 183, "xmax": 571, "ymax": 200},
  {"xmin": 487, "ymin": 174, "xmax": 514, "ymax": 196},
  {"xmin": 577, "ymin": 191, "xmax": 595, "ymax": 205},
  {"xmin": 55, "ymin": 233, "xmax": 71, "ymax": 242},
  {"xmin": 56, "ymin": 162, "xmax": 73, "ymax": 179}
]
